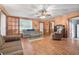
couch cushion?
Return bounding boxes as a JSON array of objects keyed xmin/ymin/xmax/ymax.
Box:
[
  {"xmin": 22, "ymin": 30, "xmax": 42, "ymax": 38},
  {"xmin": 27, "ymin": 29, "xmax": 35, "ymax": 31}
]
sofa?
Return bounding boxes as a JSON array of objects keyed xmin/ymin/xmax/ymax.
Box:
[
  {"xmin": 22, "ymin": 29, "xmax": 42, "ymax": 38},
  {"xmin": 0, "ymin": 35, "xmax": 23, "ymax": 55}
]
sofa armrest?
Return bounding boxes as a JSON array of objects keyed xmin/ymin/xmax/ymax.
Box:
[{"xmin": 0, "ymin": 52, "xmax": 4, "ymax": 55}]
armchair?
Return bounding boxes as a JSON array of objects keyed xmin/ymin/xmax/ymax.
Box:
[{"xmin": 0, "ymin": 35, "xmax": 23, "ymax": 55}]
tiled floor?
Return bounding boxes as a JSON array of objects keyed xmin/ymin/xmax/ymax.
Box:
[{"xmin": 21, "ymin": 37, "xmax": 79, "ymax": 55}]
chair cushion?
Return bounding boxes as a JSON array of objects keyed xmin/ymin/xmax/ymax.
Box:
[
  {"xmin": 4, "ymin": 35, "xmax": 21, "ymax": 42},
  {"xmin": 0, "ymin": 36, "xmax": 5, "ymax": 48},
  {"xmin": 0, "ymin": 45, "xmax": 22, "ymax": 54},
  {"xmin": 2, "ymin": 41, "xmax": 21, "ymax": 49},
  {"xmin": 6, "ymin": 50, "xmax": 23, "ymax": 55}
]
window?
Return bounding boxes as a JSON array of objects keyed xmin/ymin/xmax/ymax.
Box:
[{"xmin": 20, "ymin": 19, "xmax": 32, "ymax": 33}]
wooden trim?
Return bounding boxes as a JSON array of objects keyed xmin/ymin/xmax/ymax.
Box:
[
  {"xmin": 6, "ymin": 16, "xmax": 8, "ymax": 35},
  {"xmin": 0, "ymin": 5, "xmax": 10, "ymax": 16},
  {"xmin": 49, "ymin": 21, "xmax": 55, "ymax": 34},
  {"xmin": 66, "ymin": 19, "xmax": 69, "ymax": 38},
  {"xmin": 39, "ymin": 22, "xmax": 44, "ymax": 34},
  {"xmin": 8, "ymin": 15, "xmax": 40, "ymax": 20},
  {"xmin": 18, "ymin": 18, "xmax": 20, "ymax": 34},
  {"xmin": 68, "ymin": 16, "xmax": 79, "ymax": 20},
  {"xmin": 0, "ymin": 10, "xmax": 7, "ymax": 17},
  {"xmin": 67, "ymin": 19, "xmax": 70, "ymax": 38},
  {"xmin": 1, "ymin": 10, "xmax": 8, "ymax": 16}
]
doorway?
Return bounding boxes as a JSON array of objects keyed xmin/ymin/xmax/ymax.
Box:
[
  {"xmin": 40, "ymin": 22, "xmax": 44, "ymax": 34},
  {"xmin": 49, "ymin": 21, "xmax": 54, "ymax": 34}
]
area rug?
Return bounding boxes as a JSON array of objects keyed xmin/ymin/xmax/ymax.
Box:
[{"xmin": 28, "ymin": 37, "xmax": 44, "ymax": 42}]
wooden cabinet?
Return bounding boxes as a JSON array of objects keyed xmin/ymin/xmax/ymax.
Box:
[{"xmin": 53, "ymin": 25, "xmax": 65, "ymax": 40}]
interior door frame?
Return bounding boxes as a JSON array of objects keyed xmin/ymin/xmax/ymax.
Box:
[
  {"xmin": 39, "ymin": 22, "xmax": 44, "ymax": 34},
  {"xmin": 68, "ymin": 19, "xmax": 71, "ymax": 38},
  {"xmin": 49, "ymin": 21, "xmax": 55, "ymax": 35}
]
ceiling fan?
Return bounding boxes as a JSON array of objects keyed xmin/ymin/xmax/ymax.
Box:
[{"xmin": 36, "ymin": 5, "xmax": 52, "ymax": 19}]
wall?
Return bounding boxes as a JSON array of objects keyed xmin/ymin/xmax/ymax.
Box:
[
  {"xmin": 52, "ymin": 12, "xmax": 79, "ymax": 28},
  {"xmin": 50, "ymin": 21, "xmax": 54, "ymax": 34},
  {"xmin": 51, "ymin": 11, "xmax": 79, "ymax": 37},
  {"xmin": 32, "ymin": 20, "xmax": 51, "ymax": 35},
  {"xmin": 44, "ymin": 20, "xmax": 50, "ymax": 35},
  {"xmin": 32, "ymin": 20, "xmax": 40, "ymax": 32},
  {"xmin": 6, "ymin": 11, "xmax": 79, "ymax": 36},
  {"xmin": 53, "ymin": 16, "xmax": 67, "ymax": 28},
  {"xmin": 32, "ymin": 12, "xmax": 79, "ymax": 36}
]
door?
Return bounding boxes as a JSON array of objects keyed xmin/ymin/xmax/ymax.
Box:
[{"xmin": 40, "ymin": 23, "xmax": 44, "ymax": 33}]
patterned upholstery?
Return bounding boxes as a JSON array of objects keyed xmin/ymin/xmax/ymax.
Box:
[
  {"xmin": 0, "ymin": 36, "xmax": 5, "ymax": 49},
  {"xmin": 0, "ymin": 35, "xmax": 23, "ymax": 55},
  {"xmin": 22, "ymin": 30, "xmax": 42, "ymax": 38}
]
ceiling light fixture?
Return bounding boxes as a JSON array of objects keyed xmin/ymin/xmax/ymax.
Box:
[{"xmin": 37, "ymin": 5, "xmax": 51, "ymax": 19}]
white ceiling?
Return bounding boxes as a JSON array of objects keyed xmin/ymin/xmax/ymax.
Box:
[{"xmin": 2, "ymin": 4, "xmax": 79, "ymax": 19}]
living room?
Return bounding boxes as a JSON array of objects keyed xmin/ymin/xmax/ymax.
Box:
[{"xmin": 0, "ymin": 4, "xmax": 79, "ymax": 55}]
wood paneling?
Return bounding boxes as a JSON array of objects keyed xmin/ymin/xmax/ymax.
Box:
[
  {"xmin": 44, "ymin": 21, "xmax": 50, "ymax": 35},
  {"xmin": 7, "ymin": 16, "xmax": 20, "ymax": 35},
  {"xmin": 32, "ymin": 20, "xmax": 51, "ymax": 35},
  {"xmin": 32, "ymin": 20, "xmax": 40, "ymax": 32}
]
